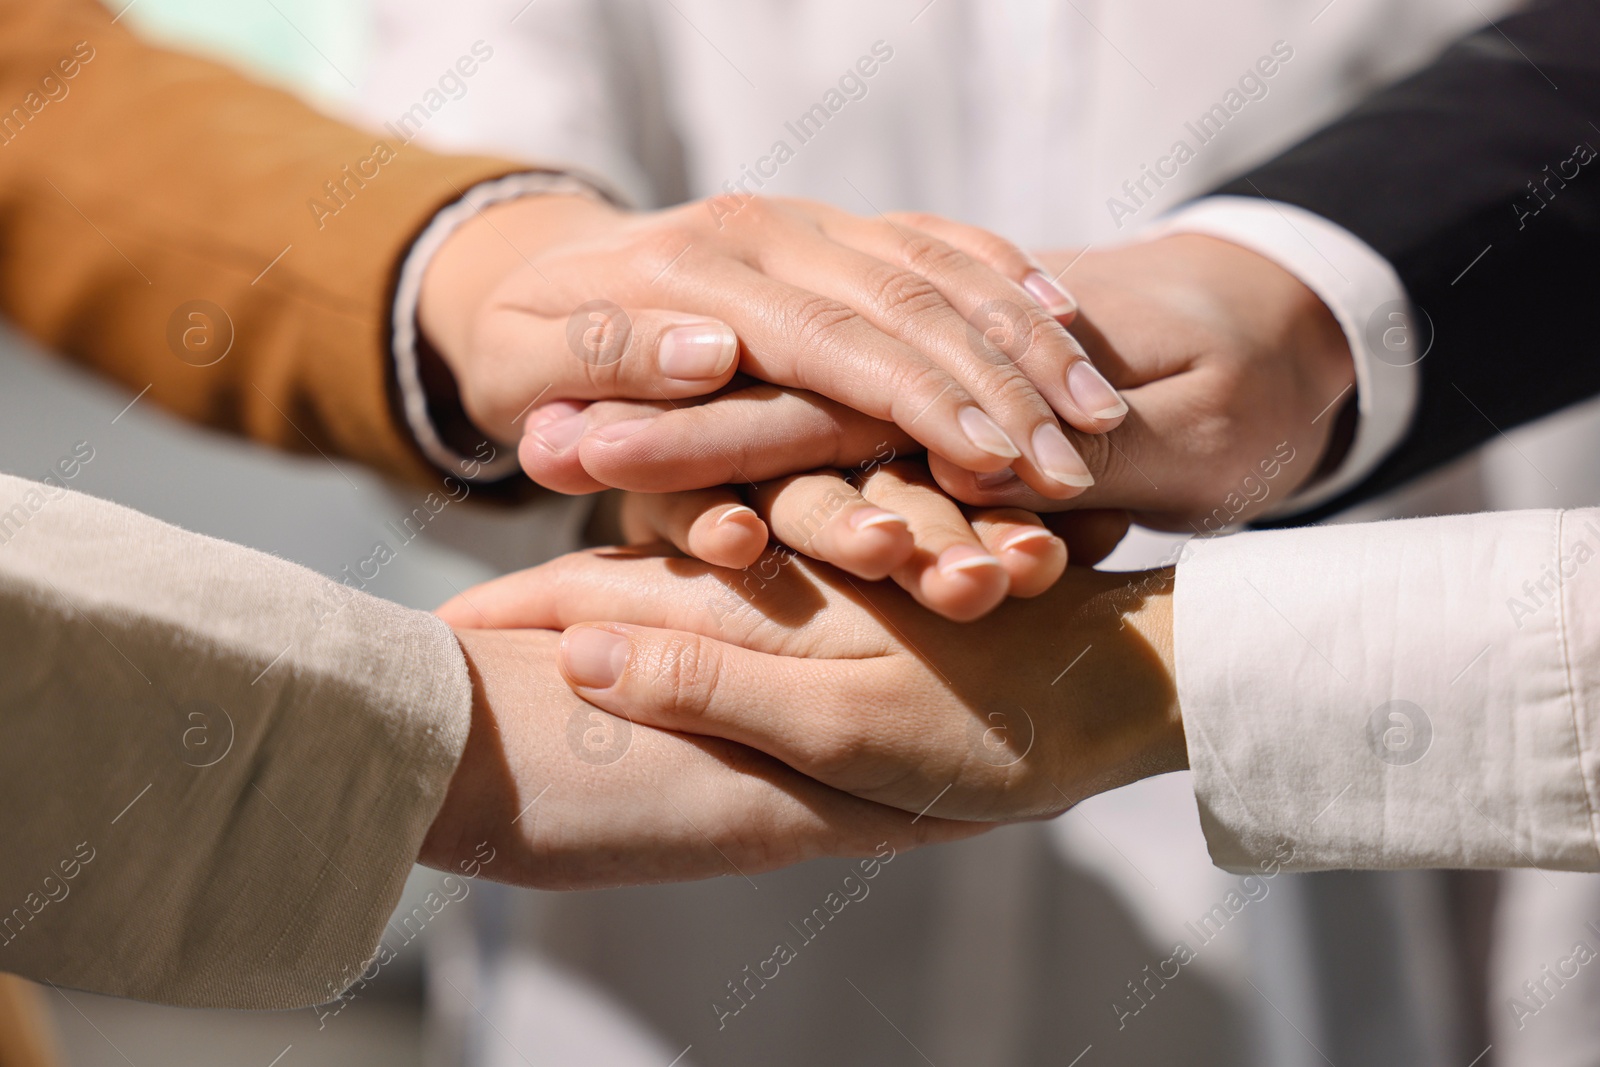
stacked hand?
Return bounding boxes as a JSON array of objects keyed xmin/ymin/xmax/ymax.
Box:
[
  {"xmin": 438, "ymin": 548, "xmax": 1185, "ymax": 825},
  {"xmin": 415, "ymin": 195, "xmax": 1355, "ymax": 887}
]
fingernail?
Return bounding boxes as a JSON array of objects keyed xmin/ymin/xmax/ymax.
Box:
[
  {"xmin": 1022, "ymin": 271, "xmax": 1077, "ymax": 318},
  {"xmin": 849, "ymin": 508, "xmax": 908, "ymax": 532},
  {"xmin": 591, "ymin": 417, "xmax": 653, "ymax": 443},
  {"xmin": 974, "ymin": 468, "xmax": 1017, "ymax": 489},
  {"xmin": 936, "ymin": 545, "xmax": 1004, "ymax": 578},
  {"xmin": 716, "ymin": 504, "xmax": 759, "ymax": 527},
  {"xmin": 562, "ymin": 627, "xmax": 629, "ymax": 689},
  {"xmin": 1000, "ymin": 527, "xmax": 1059, "ymax": 552},
  {"xmin": 1067, "ymin": 360, "xmax": 1128, "ymax": 420},
  {"xmin": 659, "ymin": 323, "xmax": 738, "ymax": 381},
  {"xmin": 958, "ymin": 406, "xmax": 1021, "ymax": 460},
  {"xmin": 530, "ymin": 412, "xmax": 585, "ymax": 451},
  {"xmin": 1031, "ymin": 423, "xmax": 1094, "ymax": 488}
]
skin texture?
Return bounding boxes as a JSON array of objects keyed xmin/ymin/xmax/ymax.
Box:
[
  {"xmin": 419, "ymin": 627, "xmax": 985, "ymax": 890},
  {"xmin": 418, "ymin": 193, "xmax": 1116, "ymax": 490},
  {"xmin": 521, "ymin": 234, "xmax": 1354, "ymax": 528},
  {"xmin": 929, "ymin": 234, "xmax": 1356, "ymax": 527},
  {"xmin": 438, "ymin": 549, "xmax": 1185, "ymax": 825},
  {"xmin": 616, "ymin": 460, "xmax": 1069, "ymax": 621}
]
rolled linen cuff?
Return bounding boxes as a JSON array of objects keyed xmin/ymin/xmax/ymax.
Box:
[
  {"xmin": 1174, "ymin": 509, "xmax": 1600, "ymax": 873},
  {"xmin": 1142, "ymin": 196, "xmax": 1418, "ymax": 521}
]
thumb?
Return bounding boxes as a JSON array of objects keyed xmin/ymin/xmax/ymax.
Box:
[{"xmin": 468, "ymin": 305, "xmax": 740, "ymax": 426}]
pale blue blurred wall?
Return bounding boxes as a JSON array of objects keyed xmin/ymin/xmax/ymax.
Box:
[{"xmin": 120, "ymin": 0, "xmax": 369, "ymax": 105}]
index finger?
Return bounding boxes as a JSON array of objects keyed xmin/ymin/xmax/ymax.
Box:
[{"xmin": 545, "ymin": 385, "xmax": 918, "ymax": 493}]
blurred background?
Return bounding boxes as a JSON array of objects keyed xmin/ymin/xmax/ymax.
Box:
[{"xmin": 11, "ymin": 0, "xmax": 1600, "ymax": 1064}]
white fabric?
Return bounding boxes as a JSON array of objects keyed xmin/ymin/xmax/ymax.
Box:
[
  {"xmin": 1175, "ymin": 508, "xmax": 1600, "ymax": 873},
  {"xmin": 360, "ymin": 0, "xmax": 1505, "ymax": 242},
  {"xmin": 1145, "ymin": 196, "xmax": 1418, "ymax": 518}
]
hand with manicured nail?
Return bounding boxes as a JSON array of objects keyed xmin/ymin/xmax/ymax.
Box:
[
  {"xmin": 929, "ymin": 235, "xmax": 1358, "ymax": 528},
  {"xmin": 614, "ymin": 459, "xmax": 1069, "ymax": 621},
  {"xmin": 420, "ymin": 626, "xmax": 985, "ymax": 890},
  {"xmin": 421, "ymin": 191, "xmax": 1116, "ymax": 490},
  {"xmin": 436, "ymin": 548, "xmax": 1186, "ymax": 823},
  {"xmin": 517, "ymin": 233, "xmax": 1354, "ymax": 535}
]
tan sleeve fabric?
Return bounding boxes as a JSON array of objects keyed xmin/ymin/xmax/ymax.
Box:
[
  {"xmin": 0, "ymin": 0, "xmax": 526, "ymax": 486},
  {"xmin": 0, "ymin": 473, "xmax": 472, "ymax": 1009}
]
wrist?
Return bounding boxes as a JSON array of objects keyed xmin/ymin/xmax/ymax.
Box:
[
  {"xmin": 1117, "ymin": 566, "xmax": 1186, "ymax": 776},
  {"xmin": 1065, "ymin": 567, "xmax": 1185, "ymax": 800},
  {"xmin": 419, "ymin": 630, "xmax": 507, "ymax": 876}
]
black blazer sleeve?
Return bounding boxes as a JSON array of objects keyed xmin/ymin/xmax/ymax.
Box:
[{"xmin": 1212, "ymin": 0, "xmax": 1600, "ymax": 524}]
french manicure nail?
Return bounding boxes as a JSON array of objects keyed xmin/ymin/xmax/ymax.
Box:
[
  {"xmin": 1022, "ymin": 271, "xmax": 1078, "ymax": 318},
  {"xmin": 958, "ymin": 406, "xmax": 1022, "ymax": 460},
  {"xmin": 716, "ymin": 505, "xmax": 759, "ymax": 527},
  {"xmin": 936, "ymin": 545, "xmax": 1004, "ymax": 578},
  {"xmin": 974, "ymin": 468, "xmax": 1018, "ymax": 489},
  {"xmin": 1031, "ymin": 423, "xmax": 1094, "ymax": 489},
  {"xmin": 562, "ymin": 627, "xmax": 629, "ymax": 689},
  {"xmin": 530, "ymin": 412, "xmax": 585, "ymax": 451},
  {"xmin": 591, "ymin": 417, "xmax": 653, "ymax": 443},
  {"xmin": 1067, "ymin": 360, "xmax": 1128, "ymax": 420},
  {"xmin": 1000, "ymin": 527, "xmax": 1059, "ymax": 552},
  {"xmin": 849, "ymin": 508, "xmax": 909, "ymax": 532},
  {"xmin": 659, "ymin": 323, "xmax": 738, "ymax": 380}
]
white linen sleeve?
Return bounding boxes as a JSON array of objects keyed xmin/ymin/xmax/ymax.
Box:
[
  {"xmin": 1142, "ymin": 196, "xmax": 1419, "ymax": 518},
  {"xmin": 1174, "ymin": 508, "xmax": 1600, "ymax": 873}
]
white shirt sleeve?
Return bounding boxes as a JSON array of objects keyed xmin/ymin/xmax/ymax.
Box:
[
  {"xmin": 1141, "ymin": 196, "xmax": 1420, "ymax": 519},
  {"xmin": 1174, "ymin": 508, "xmax": 1600, "ymax": 873}
]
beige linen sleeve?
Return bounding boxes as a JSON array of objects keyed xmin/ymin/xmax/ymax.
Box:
[
  {"xmin": 1176, "ymin": 507, "xmax": 1600, "ymax": 873},
  {"xmin": 0, "ymin": 473, "xmax": 472, "ymax": 1009}
]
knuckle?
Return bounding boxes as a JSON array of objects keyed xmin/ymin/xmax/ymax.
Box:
[
  {"xmin": 977, "ymin": 368, "xmax": 1051, "ymax": 416},
  {"xmin": 894, "ymin": 231, "xmax": 969, "ymax": 279},
  {"xmin": 865, "ymin": 265, "xmax": 947, "ymax": 327},
  {"xmin": 733, "ymin": 195, "xmax": 779, "ymax": 227},
  {"xmin": 798, "ymin": 715, "xmax": 870, "ymax": 779},
  {"xmin": 966, "ymin": 231, "xmax": 1031, "ymax": 275},
  {"xmin": 1015, "ymin": 306, "xmax": 1066, "ymax": 355},
  {"xmin": 783, "ymin": 294, "xmax": 861, "ymax": 358},
  {"xmin": 887, "ymin": 360, "xmax": 957, "ymax": 416},
  {"xmin": 887, "ymin": 210, "xmax": 936, "ymax": 230},
  {"xmin": 633, "ymin": 226, "xmax": 699, "ymax": 275},
  {"xmin": 648, "ymin": 632, "xmax": 722, "ymax": 718}
]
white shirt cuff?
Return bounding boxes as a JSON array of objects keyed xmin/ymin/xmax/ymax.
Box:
[
  {"xmin": 390, "ymin": 171, "xmax": 616, "ymax": 483},
  {"xmin": 1174, "ymin": 509, "xmax": 1600, "ymax": 873},
  {"xmin": 1140, "ymin": 196, "xmax": 1419, "ymax": 519}
]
